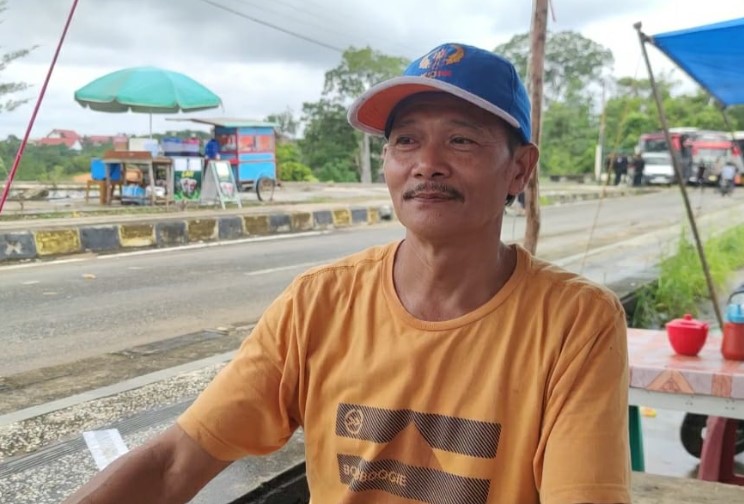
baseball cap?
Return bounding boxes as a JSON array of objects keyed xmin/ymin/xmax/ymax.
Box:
[{"xmin": 347, "ymin": 43, "xmax": 532, "ymax": 144}]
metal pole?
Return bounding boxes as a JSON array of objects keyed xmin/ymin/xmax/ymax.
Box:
[
  {"xmin": 634, "ymin": 22, "xmax": 724, "ymax": 330},
  {"xmin": 720, "ymin": 107, "xmax": 738, "ymax": 149},
  {"xmin": 595, "ymin": 79, "xmax": 607, "ymax": 182},
  {"xmin": 524, "ymin": 0, "xmax": 548, "ymax": 254}
]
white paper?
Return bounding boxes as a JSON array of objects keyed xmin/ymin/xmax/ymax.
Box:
[{"xmin": 83, "ymin": 429, "xmax": 130, "ymax": 471}]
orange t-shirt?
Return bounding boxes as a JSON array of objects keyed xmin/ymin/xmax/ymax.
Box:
[{"xmin": 178, "ymin": 242, "xmax": 630, "ymax": 504}]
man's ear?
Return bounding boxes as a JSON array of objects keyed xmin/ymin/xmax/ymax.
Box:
[{"xmin": 508, "ymin": 143, "xmax": 539, "ymax": 194}]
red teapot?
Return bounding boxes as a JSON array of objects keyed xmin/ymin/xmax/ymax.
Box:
[{"xmin": 666, "ymin": 314, "xmax": 709, "ymax": 356}]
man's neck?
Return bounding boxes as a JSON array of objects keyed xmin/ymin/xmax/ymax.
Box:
[{"xmin": 393, "ymin": 233, "xmax": 516, "ymax": 322}]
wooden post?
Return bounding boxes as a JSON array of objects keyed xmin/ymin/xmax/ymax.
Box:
[
  {"xmin": 524, "ymin": 0, "xmax": 549, "ymax": 254},
  {"xmin": 360, "ymin": 133, "xmax": 372, "ymax": 184},
  {"xmin": 634, "ymin": 22, "xmax": 724, "ymax": 330}
]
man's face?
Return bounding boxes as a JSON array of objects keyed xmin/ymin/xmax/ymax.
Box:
[{"xmin": 382, "ymin": 93, "xmax": 537, "ymax": 241}]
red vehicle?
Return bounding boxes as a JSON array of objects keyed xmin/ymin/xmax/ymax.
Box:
[{"xmin": 638, "ymin": 128, "xmax": 743, "ymax": 184}]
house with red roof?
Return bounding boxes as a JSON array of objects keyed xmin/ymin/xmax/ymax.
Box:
[{"xmin": 36, "ymin": 129, "xmax": 83, "ymax": 151}]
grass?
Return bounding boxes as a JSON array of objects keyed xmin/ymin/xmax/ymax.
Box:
[{"xmin": 632, "ymin": 225, "xmax": 744, "ymax": 328}]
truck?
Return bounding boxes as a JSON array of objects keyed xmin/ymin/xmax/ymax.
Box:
[{"xmin": 637, "ymin": 128, "xmax": 743, "ymax": 185}]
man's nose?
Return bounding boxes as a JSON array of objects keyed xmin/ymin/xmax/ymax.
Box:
[{"xmin": 412, "ymin": 141, "xmax": 451, "ymax": 178}]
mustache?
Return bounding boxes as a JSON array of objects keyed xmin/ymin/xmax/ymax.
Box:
[{"xmin": 402, "ymin": 182, "xmax": 464, "ymax": 202}]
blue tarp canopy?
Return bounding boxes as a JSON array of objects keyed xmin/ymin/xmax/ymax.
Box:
[{"xmin": 651, "ymin": 17, "xmax": 744, "ymax": 107}]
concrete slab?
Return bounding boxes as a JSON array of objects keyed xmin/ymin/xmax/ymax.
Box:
[
  {"xmin": 0, "ymin": 232, "xmax": 36, "ymax": 261},
  {"xmin": 243, "ymin": 215, "xmax": 270, "ymax": 235},
  {"xmin": 155, "ymin": 221, "xmax": 188, "ymax": 247},
  {"xmin": 218, "ymin": 216, "xmax": 244, "ymax": 240},
  {"xmin": 290, "ymin": 212, "xmax": 313, "ymax": 232},
  {"xmin": 351, "ymin": 207, "xmax": 368, "ymax": 225},
  {"xmin": 332, "ymin": 208, "xmax": 351, "ymax": 227},
  {"xmin": 118, "ymin": 223, "xmax": 155, "ymax": 248},
  {"xmin": 79, "ymin": 226, "xmax": 119, "ymax": 252},
  {"xmin": 33, "ymin": 229, "xmax": 80, "ymax": 257},
  {"xmin": 312, "ymin": 210, "xmax": 333, "ymax": 228},
  {"xmin": 188, "ymin": 219, "xmax": 218, "ymax": 243},
  {"xmin": 269, "ymin": 214, "xmax": 291, "ymax": 234}
]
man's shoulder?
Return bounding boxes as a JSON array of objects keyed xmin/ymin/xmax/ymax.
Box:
[
  {"xmin": 519, "ymin": 247, "xmax": 622, "ymax": 312},
  {"xmin": 292, "ymin": 241, "xmax": 396, "ymax": 289}
]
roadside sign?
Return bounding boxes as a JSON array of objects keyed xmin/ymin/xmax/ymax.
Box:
[{"xmin": 201, "ymin": 160, "xmax": 242, "ymax": 209}]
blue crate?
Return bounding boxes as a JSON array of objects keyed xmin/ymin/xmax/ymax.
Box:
[{"xmin": 90, "ymin": 158, "xmax": 122, "ymax": 181}]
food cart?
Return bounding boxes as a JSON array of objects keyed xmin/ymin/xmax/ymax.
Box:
[{"xmin": 175, "ymin": 118, "xmax": 278, "ymax": 201}]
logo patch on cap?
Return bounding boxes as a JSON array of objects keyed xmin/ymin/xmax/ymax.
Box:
[{"xmin": 418, "ymin": 44, "xmax": 465, "ymax": 79}]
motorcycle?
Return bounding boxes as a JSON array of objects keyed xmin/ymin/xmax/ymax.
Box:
[
  {"xmin": 681, "ymin": 413, "xmax": 744, "ymax": 458},
  {"xmin": 719, "ymin": 176, "xmax": 735, "ymax": 196}
]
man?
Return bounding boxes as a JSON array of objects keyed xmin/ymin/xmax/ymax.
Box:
[
  {"xmin": 631, "ymin": 153, "xmax": 645, "ymax": 187},
  {"xmin": 720, "ymin": 158, "xmax": 737, "ymax": 196},
  {"xmin": 613, "ymin": 154, "xmax": 628, "ymax": 185},
  {"xmin": 203, "ymin": 135, "xmax": 221, "ymax": 169},
  {"xmin": 64, "ymin": 43, "xmax": 630, "ymax": 504}
]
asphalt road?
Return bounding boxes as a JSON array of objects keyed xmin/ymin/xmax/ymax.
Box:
[{"xmin": 3, "ymin": 187, "xmax": 744, "ymax": 375}]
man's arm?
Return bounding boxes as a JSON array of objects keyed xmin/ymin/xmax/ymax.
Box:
[{"xmin": 63, "ymin": 424, "xmax": 231, "ymax": 503}]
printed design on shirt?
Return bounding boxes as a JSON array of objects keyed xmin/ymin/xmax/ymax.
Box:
[
  {"xmin": 338, "ymin": 454, "xmax": 490, "ymax": 504},
  {"xmin": 336, "ymin": 403, "xmax": 501, "ymax": 503}
]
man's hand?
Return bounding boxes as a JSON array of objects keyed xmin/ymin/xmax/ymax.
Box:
[{"xmin": 63, "ymin": 424, "xmax": 231, "ymax": 503}]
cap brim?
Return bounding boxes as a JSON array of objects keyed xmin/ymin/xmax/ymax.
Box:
[{"xmin": 348, "ymin": 75, "xmax": 520, "ymax": 136}]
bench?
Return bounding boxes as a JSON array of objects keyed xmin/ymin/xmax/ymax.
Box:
[{"xmin": 632, "ymin": 472, "xmax": 744, "ymax": 503}]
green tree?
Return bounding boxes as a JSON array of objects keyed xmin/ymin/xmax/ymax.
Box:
[
  {"xmin": 541, "ymin": 91, "xmax": 597, "ymax": 174},
  {"xmin": 275, "ymin": 142, "xmax": 316, "ymax": 182},
  {"xmin": 300, "ymin": 98, "xmax": 358, "ymax": 181},
  {"xmin": 726, "ymin": 106, "xmax": 744, "ymax": 129},
  {"xmin": 323, "ymin": 47, "xmax": 408, "ymax": 102},
  {"xmin": 602, "ymin": 77, "xmax": 660, "ymax": 152},
  {"xmin": 0, "ymin": 136, "xmax": 117, "ymax": 182},
  {"xmin": 494, "ymin": 30, "xmax": 614, "ymax": 104},
  {"xmin": 494, "ymin": 31, "xmax": 613, "ymax": 175},
  {"xmin": 602, "ymin": 75, "xmax": 738, "ymax": 155},
  {"xmin": 0, "ymin": 0, "xmax": 35, "ymax": 112},
  {"xmin": 279, "ymin": 161, "xmax": 316, "ymax": 182},
  {"xmin": 301, "ymin": 47, "xmax": 408, "ymax": 182},
  {"xmin": 265, "ymin": 108, "xmax": 299, "ymax": 138}
]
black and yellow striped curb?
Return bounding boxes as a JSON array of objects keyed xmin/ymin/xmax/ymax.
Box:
[{"xmin": 0, "ymin": 205, "xmax": 392, "ymax": 263}]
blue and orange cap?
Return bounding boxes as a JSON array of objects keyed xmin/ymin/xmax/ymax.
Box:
[{"xmin": 347, "ymin": 43, "xmax": 532, "ymax": 144}]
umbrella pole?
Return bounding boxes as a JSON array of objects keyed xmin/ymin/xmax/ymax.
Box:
[{"xmin": 149, "ymin": 113, "xmax": 153, "ymax": 139}]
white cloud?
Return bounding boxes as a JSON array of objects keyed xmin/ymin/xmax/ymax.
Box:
[{"xmin": 0, "ymin": 0, "xmax": 739, "ymax": 138}]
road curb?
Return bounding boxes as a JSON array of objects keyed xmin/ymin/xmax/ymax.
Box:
[
  {"xmin": 0, "ymin": 204, "xmax": 395, "ymax": 263},
  {"xmin": 0, "ymin": 187, "xmax": 655, "ymax": 263}
]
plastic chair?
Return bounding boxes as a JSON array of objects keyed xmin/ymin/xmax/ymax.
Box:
[{"xmin": 698, "ymin": 416, "xmax": 744, "ymax": 485}]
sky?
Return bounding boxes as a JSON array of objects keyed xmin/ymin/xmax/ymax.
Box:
[{"xmin": 0, "ymin": 0, "xmax": 740, "ymax": 139}]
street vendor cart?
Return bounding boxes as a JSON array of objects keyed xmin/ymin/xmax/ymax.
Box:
[{"xmin": 173, "ymin": 118, "xmax": 278, "ymax": 201}]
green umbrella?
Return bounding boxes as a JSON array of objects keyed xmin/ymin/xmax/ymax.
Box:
[{"xmin": 74, "ymin": 66, "xmax": 222, "ymax": 136}]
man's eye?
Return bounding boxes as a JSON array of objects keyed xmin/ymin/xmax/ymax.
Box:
[
  {"xmin": 452, "ymin": 136, "xmax": 475, "ymax": 145},
  {"xmin": 394, "ymin": 136, "xmax": 415, "ymax": 145}
]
